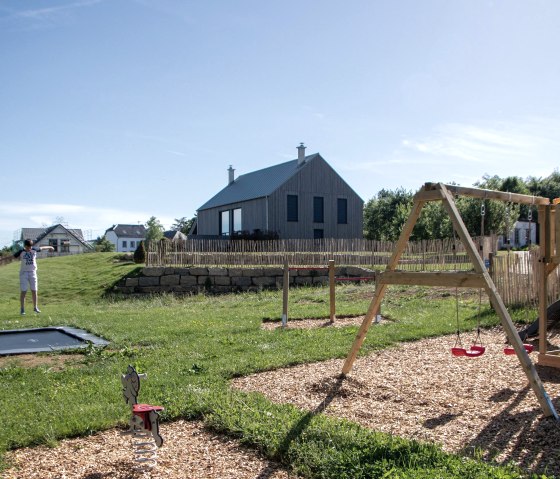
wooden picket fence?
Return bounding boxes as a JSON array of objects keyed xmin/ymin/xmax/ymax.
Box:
[
  {"xmin": 145, "ymin": 236, "xmax": 560, "ymax": 307},
  {"xmin": 490, "ymin": 250, "xmax": 560, "ymax": 307},
  {"xmin": 146, "ymin": 237, "xmax": 477, "ymax": 271}
]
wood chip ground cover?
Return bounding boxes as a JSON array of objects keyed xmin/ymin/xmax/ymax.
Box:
[
  {"xmin": 3, "ymin": 420, "xmax": 295, "ymax": 479},
  {"xmin": 233, "ymin": 327, "xmax": 560, "ymax": 477}
]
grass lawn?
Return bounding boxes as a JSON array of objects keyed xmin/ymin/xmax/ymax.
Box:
[{"xmin": 0, "ymin": 253, "xmax": 544, "ymax": 478}]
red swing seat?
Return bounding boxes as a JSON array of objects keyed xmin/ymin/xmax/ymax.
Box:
[
  {"xmin": 503, "ymin": 344, "xmax": 534, "ymax": 355},
  {"xmin": 451, "ymin": 345, "xmax": 486, "ymax": 357}
]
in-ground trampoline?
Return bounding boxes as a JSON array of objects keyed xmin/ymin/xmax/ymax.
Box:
[{"xmin": 0, "ymin": 327, "xmax": 109, "ymax": 355}]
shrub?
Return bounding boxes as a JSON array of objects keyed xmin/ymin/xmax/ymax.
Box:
[{"xmin": 133, "ymin": 241, "xmax": 146, "ymax": 264}]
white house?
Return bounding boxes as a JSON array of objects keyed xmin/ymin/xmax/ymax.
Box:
[
  {"xmin": 498, "ymin": 220, "xmax": 537, "ymax": 249},
  {"xmin": 105, "ymin": 224, "xmax": 146, "ymax": 252}
]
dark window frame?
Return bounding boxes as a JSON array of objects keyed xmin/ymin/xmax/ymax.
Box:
[
  {"xmin": 313, "ymin": 196, "xmax": 324, "ymax": 223},
  {"xmin": 287, "ymin": 194, "xmax": 299, "ymax": 222},
  {"xmin": 337, "ymin": 198, "xmax": 348, "ymax": 224}
]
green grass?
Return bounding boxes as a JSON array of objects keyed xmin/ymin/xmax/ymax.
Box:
[{"xmin": 0, "ymin": 253, "xmax": 543, "ymax": 478}]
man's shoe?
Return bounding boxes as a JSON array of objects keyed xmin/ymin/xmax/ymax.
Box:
[
  {"xmin": 34, "ymin": 308, "xmax": 41, "ymax": 314},
  {"xmin": 20, "ymin": 309, "xmax": 25, "ymax": 316}
]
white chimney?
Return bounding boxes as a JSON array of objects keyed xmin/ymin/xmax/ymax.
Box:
[
  {"xmin": 297, "ymin": 142, "xmax": 306, "ymax": 166},
  {"xmin": 228, "ymin": 165, "xmax": 235, "ymax": 184}
]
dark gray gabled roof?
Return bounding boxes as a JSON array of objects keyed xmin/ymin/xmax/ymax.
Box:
[
  {"xmin": 21, "ymin": 225, "xmax": 91, "ymax": 248},
  {"xmin": 198, "ymin": 154, "xmax": 320, "ymax": 211},
  {"xmin": 105, "ymin": 224, "xmax": 146, "ymax": 238}
]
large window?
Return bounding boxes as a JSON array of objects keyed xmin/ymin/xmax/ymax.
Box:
[
  {"xmin": 220, "ymin": 210, "xmax": 230, "ymax": 236},
  {"xmin": 233, "ymin": 208, "xmax": 242, "ymax": 234},
  {"xmin": 220, "ymin": 208, "xmax": 242, "ymax": 236},
  {"xmin": 337, "ymin": 198, "xmax": 348, "ymax": 224},
  {"xmin": 313, "ymin": 196, "xmax": 324, "ymax": 223},
  {"xmin": 287, "ymin": 195, "xmax": 298, "ymax": 222}
]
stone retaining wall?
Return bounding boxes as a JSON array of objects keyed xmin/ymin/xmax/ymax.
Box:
[{"xmin": 113, "ymin": 266, "xmax": 376, "ymax": 295}]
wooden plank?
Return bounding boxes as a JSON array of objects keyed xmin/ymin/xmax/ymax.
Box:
[
  {"xmin": 537, "ymin": 353, "xmax": 560, "ymax": 369},
  {"xmin": 342, "ymin": 197, "xmax": 426, "ymax": 375},
  {"xmin": 425, "ymin": 182, "xmax": 550, "ymax": 205},
  {"xmin": 554, "ymin": 206, "xmax": 559, "ymax": 259},
  {"xmin": 379, "ymin": 271, "xmax": 485, "ymax": 288},
  {"xmin": 545, "ymin": 205, "xmax": 552, "ymax": 261},
  {"xmin": 539, "ymin": 206, "xmax": 548, "ymax": 355}
]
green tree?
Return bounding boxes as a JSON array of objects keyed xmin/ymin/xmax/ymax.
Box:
[
  {"xmin": 171, "ymin": 216, "xmax": 197, "ymax": 235},
  {"xmin": 363, "ymin": 188, "xmax": 415, "ymax": 241},
  {"xmin": 145, "ymin": 216, "xmax": 164, "ymax": 241},
  {"xmin": 94, "ymin": 235, "xmax": 115, "ymax": 252}
]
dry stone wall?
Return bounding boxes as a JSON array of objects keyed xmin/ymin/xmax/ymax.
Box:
[{"xmin": 113, "ymin": 266, "xmax": 375, "ymax": 295}]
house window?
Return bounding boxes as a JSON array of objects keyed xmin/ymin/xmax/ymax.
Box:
[
  {"xmin": 337, "ymin": 198, "xmax": 348, "ymax": 224},
  {"xmin": 220, "ymin": 210, "xmax": 230, "ymax": 236},
  {"xmin": 313, "ymin": 197, "xmax": 324, "ymax": 223},
  {"xmin": 122, "ymin": 240, "xmax": 127, "ymax": 249},
  {"xmin": 233, "ymin": 208, "xmax": 242, "ymax": 234},
  {"xmin": 48, "ymin": 239, "xmax": 58, "ymax": 252},
  {"xmin": 314, "ymin": 229, "xmax": 324, "ymax": 239},
  {"xmin": 61, "ymin": 240, "xmax": 70, "ymax": 253},
  {"xmin": 130, "ymin": 241, "xmax": 135, "ymax": 248},
  {"xmin": 287, "ymin": 195, "xmax": 298, "ymax": 222},
  {"xmin": 514, "ymin": 228, "xmax": 520, "ymax": 246}
]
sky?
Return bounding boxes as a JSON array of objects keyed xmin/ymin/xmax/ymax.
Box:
[{"xmin": 1, "ymin": 0, "xmax": 559, "ymax": 248}]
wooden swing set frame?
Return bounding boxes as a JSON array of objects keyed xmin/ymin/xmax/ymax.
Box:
[{"xmin": 342, "ymin": 182, "xmax": 560, "ymax": 418}]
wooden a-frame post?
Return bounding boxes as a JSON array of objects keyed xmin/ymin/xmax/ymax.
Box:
[{"xmin": 342, "ymin": 182, "xmax": 558, "ymax": 419}]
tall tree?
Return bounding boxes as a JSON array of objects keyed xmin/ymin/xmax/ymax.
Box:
[
  {"xmin": 145, "ymin": 216, "xmax": 164, "ymax": 241},
  {"xmin": 94, "ymin": 235, "xmax": 115, "ymax": 252},
  {"xmin": 171, "ymin": 216, "xmax": 197, "ymax": 235}
]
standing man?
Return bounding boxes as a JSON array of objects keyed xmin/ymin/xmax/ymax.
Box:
[{"xmin": 14, "ymin": 239, "xmax": 54, "ymax": 315}]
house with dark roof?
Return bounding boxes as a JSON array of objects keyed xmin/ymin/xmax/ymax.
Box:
[
  {"xmin": 195, "ymin": 144, "xmax": 364, "ymax": 239},
  {"xmin": 105, "ymin": 224, "xmax": 146, "ymax": 252},
  {"xmin": 19, "ymin": 224, "xmax": 92, "ymax": 254},
  {"xmin": 163, "ymin": 230, "xmax": 188, "ymax": 242}
]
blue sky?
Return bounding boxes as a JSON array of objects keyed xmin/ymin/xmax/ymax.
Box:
[{"xmin": 1, "ymin": 0, "xmax": 559, "ymax": 247}]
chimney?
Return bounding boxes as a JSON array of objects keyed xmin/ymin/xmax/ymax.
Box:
[
  {"xmin": 297, "ymin": 142, "xmax": 306, "ymax": 166},
  {"xmin": 228, "ymin": 165, "xmax": 235, "ymax": 184}
]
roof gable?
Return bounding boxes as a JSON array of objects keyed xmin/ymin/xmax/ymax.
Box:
[
  {"xmin": 21, "ymin": 224, "xmax": 90, "ymax": 248},
  {"xmin": 198, "ymin": 154, "xmax": 321, "ymax": 211},
  {"xmin": 106, "ymin": 224, "xmax": 146, "ymax": 238}
]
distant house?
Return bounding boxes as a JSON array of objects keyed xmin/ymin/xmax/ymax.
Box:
[
  {"xmin": 105, "ymin": 224, "xmax": 146, "ymax": 252},
  {"xmin": 195, "ymin": 144, "xmax": 364, "ymax": 239},
  {"xmin": 163, "ymin": 230, "xmax": 188, "ymax": 242},
  {"xmin": 19, "ymin": 224, "xmax": 92, "ymax": 254},
  {"xmin": 498, "ymin": 220, "xmax": 537, "ymax": 249}
]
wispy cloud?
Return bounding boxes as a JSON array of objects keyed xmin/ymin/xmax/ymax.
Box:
[
  {"xmin": 1, "ymin": 0, "xmax": 103, "ymax": 30},
  {"xmin": 400, "ymin": 118, "xmax": 560, "ymax": 166},
  {"xmin": 14, "ymin": 0, "xmax": 103, "ymax": 20}
]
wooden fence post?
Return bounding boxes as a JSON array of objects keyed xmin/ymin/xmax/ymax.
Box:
[
  {"xmin": 282, "ymin": 261, "xmax": 289, "ymax": 328},
  {"xmin": 329, "ymin": 260, "xmax": 335, "ymax": 323}
]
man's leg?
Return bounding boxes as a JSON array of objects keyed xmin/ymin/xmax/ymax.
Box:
[
  {"xmin": 30, "ymin": 273, "xmax": 39, "ymax": 312},
  {"xmin": 19, "ymin": 272, "xmax": 27, "ymax": 314},
  {"xmin": 20, "ymin": 291, "xmax": 26, "ymax": 314}
]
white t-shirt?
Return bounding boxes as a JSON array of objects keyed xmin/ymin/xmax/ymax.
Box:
[{"xmin": 15, "ymin": 247, "xmax": 40, "ymax": 273}]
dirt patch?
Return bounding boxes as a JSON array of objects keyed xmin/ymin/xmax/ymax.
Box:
[
  {"xmin": 261, "ymin": 315, "xmax": 391, "ymax": 330},
  {"xmin": 232, "ymin": 329, "xmax": 560, "ymax": 477},
  {"xmin": 3, "ymin": 420, "xmax": 295, "ymax": 479},
  {"xmin": 0, "ymin": 353, "xmax": 83, "ymax": 370}
]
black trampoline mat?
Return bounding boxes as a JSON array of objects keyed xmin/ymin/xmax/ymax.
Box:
[{"xmin": 0, "ymin": 327, "xmax": 109, "ymax": 355}]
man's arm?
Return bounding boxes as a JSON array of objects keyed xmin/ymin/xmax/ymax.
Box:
[
  {"xmin": 37, "ymin": 246, "xmax": 55, "ymax": 252},
  {"xmin": 13, "ymin": 249, "xmax": 23, "ymax": 258}
]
